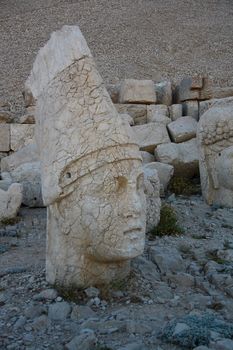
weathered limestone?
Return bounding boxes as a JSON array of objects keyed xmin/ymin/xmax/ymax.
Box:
[
  {"xmin": 177, "ymin": 76, "xmax": 212, "ymax": 102},
  {"xmin": 106, "ymin": 83, "xmax": 120, "ymax": 103},
  {"xmin": 143, "ymin": 162, "xmax": 174, "ymax": 195},
  {"xmin": 199, "ymin": 97, "xmax": 233, "ymax": 117},
  {"xmin": 147, "ymin": 105, "xmax": 170, "ymax": 125},
  {"xmin": 19, "ymin": 106, "xmax": 36, "ymax": 124},
  {"xmin": 0, "ymin": 124, "xmax": 10, "ymax": 152},
  {"xmin": 131, "ymin": 123, "xmax": 170, "ymax": 153},
  {"xmin": 155, "ymin": 81, "xmax": 172, "ymax": 106},
  {"xmin": 143, "ymin": 166, "xmax": 161, "ymax": 232},
  {"xmin": 0, "ymin": 110, "xmax": 13, "ymax": 123},
  {"xmin": 1, "ymin": 144, "xmax": 39, "ymax": 172},
  {"xmin": 9, "ymin": 162, "xmax": 43, "ymax": 207},
  {"xmin": 120, "ymin": 113, "xmax": 134, "ymax": 126},
  {"xmin": 182, "ymin": 101, "xmax": 199, "ymax": 121},
  {"xmin": 197, "ymin": 106, "xmax": 233, "ymax": 207},
  {"xmin": 140, "ymin": 151, "xmax": 155, "ymax": 164},
  {"xmin": 10, "ymin": 124, "xmax": 35, "ymax": 151},
  {"xmin": 115, "ymin": 104, "xmax": 147, "ymax": 125},
  {"xmin": 119, "ymin": 79, "xmax": 156, "ymax": 104},
  {"xmin": 27, "ymin": 26, "xmax": 147, "ymax": 288},
  {"xmin": 0, "ymin": 183, "xmax": 22, "ymax": 221},
  {"xmin": 169, "ymin": 104, "xmax": 183, "ymax": 121},
  {"xmin": 155, "ymin": 139, "xmax": 199, "ymax": 177},
  {"xmin": 167, "ymin": 117, "xmax": 197, "ymax": 143}
]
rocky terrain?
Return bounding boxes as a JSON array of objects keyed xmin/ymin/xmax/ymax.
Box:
[
  {"xmin": 1, "ymin": 194, "xmax": 233, "ymax": 350},
  {"xmin": 1, "ymin": 0, "xmax": 233, "ymax": 113}
]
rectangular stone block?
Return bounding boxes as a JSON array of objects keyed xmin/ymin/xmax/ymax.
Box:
[
  {"xmin": 155, "ymin": 81, "xmax": 172, "ymax": 106},
  {"xmin": 169, "ymin": 104, "xmax": 183, "ymax": 121},
  {"xmin": 115, "ymin": 104, "xmax": 147, "ymax": 125},
  {"xmin": 131, "ymin": 122, "xmax": 170, "ymax": 153},
  {"xmin": 10, "ymin": 124, "xmax": 35, "ymax": 151},
  {"xmin": 0, "ymin": 124, "xmax": 10, "ymax": 151},
  {"xmin": 182, "ymin": 100, "xmax": 199, "ymax": 121},
  {"xmin": 119, "ymin": 79, "xmax": 156, "ymax": 104}
]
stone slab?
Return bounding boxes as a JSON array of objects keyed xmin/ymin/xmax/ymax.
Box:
[{"xmin": 119, "ymin": 79, "xmax": 156, "ymax": 104}]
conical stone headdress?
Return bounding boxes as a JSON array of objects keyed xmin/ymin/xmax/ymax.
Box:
[{"xmin": 25, "ymin": 26, "xmax": 141, "ymax": 205}]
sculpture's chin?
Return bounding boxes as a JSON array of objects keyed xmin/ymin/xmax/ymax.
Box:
[{"xmin": 87, "ymin": 237, "xmax": 145, "ymax": 263}]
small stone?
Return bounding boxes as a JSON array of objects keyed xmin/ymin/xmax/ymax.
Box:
[
  {"xmin": 48, "ymin": 301, "xmax": 71, "ymax": 320},
  {"xmin": 172, "ymin": 322, "xmax": 190, "ymax": 336},
  {"xmin": 33, "ymin": 288, "xmax": 58, "ymax": 301},
  {"xmin": 212, "ymin": 339, "xmax": 233, "ymax": 350},
  {"xmin": 13, "ymin": 316, "xmax": 26, "ymax": 330},
  {"xmin": 24, "ymin": 304, "xmax": 46, "ymax": 319},
  {"xmin": 70, "ymin": 305, "xmax": 96, "ymax": 321}
]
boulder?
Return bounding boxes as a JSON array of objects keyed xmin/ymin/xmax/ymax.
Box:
[
  {"xmin": 9, "ymin": 161, "xmax": 43, "ymax": 207},
  {"xmin": 143, "ymin": 162, "xmax": 174, "ymax": 194},
  {"xmin": 169, "ymin": 104, "xmax": 183, "ymax": 121},
  {"xmin": 199, "ymin": 97, "xmax": 233, "ymax": 117},
  {"xmin": 119, "ymin": 79, "xmax": 156, "ymax": 104},
  {"xmin": 115, "ymin": 104, "xmax": 147, "ymax": 125},
  {"xmin": 0, "ymin": 183, "xmax": 22, "ymax": 221},
  {"xmin": 10, "ymin": 124, "xmax": 35, "ymax": 151},
  {"xmin": 155, "ymin": 81, "xmax": 172, "ymax": 106},
  {"xmin": 0, "ymin": 124, "xmax": 10, "ymax": 152},
  {"xmin": 140, "ymin": 151, "xmax": 155, "ymax": 164},
  {"xmin": 132, "ymin": 123, "xmax": 170, "ymax": 153},
  {"xmin": 143, "ymin": 166, "xmax": 161, "ymax": 232},
  {"xmin": 155, "ymin": 138, "xmax": 199, "ymax": 178},
  {"xmin": 167, "ymin": 116, "xmax": 197, "ymax": 143},
  {"xmin": 1, "ymin": 144, "xmax": 39, "ymax": 172}
]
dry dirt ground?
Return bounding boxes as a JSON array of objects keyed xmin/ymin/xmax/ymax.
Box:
[{"xmin": 1, "ymin": 0, "xmax": 233, "ymax": 113}]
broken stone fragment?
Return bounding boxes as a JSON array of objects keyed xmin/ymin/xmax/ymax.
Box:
[
  {"xmin": 115, "ymin": 103, "xmax": 147, "ymax": 125},
  {"xmin": 131, "ymin": 122, "xmax": 170, "ymax": 153},
  {"xmin": 169, "ymin": 104, "xmax": 183, "ymax": 121},
  {"xmin": 155, "ymin": 138, "xmax": 199, "ymax": 178},
  {"xmin": 0, "ymin": 183, "xmax": 22, "ymax": 221},
  {"xmin": 10, "ymin": 124, "xmax": 35, "ymax": 151},
  {"xmin": 167, "ymin": 116, "xmax": 197, "ymax": 143},
  {"xmin": 0, "ymin": 124, "xmax": 10, "ymax": 152}
]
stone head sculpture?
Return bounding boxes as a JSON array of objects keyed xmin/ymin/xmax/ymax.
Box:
[
  {"xmin": 197, "ymin": 105, "xmax": 233, "ymax": 207},
  {"xmin": 25, "ymin": 26, "xmax": 146, "ymax": 288}
]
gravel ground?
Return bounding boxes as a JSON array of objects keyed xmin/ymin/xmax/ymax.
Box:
[{"xmin": 1, "ymin": 0, "xmax": 233, "ymax": 113}]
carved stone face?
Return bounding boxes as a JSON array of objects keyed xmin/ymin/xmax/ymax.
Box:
[{"xmin": 58, "ymin": 159, "xmax": 146, "ymax": 262}]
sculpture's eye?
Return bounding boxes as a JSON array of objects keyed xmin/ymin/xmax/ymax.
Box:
[{"xmin": 137, "ymin": 173, "xmax": 144, "ymax": 191}]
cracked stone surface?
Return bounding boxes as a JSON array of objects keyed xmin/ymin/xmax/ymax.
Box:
[{"xmin": 26, "ymin": 26, "xmax": 148, "ymax": 288}]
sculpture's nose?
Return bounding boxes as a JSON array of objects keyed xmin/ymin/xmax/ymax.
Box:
[{"xmin": 121, "ymin": 187, "xmax": 143, "ymax": 219}]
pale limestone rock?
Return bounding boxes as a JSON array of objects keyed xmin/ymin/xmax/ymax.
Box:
[
  {"xmin": 197, "ymin": 106, "xmax": 233, "ymax": 207},
  {"xmin": 182, "ymin": 100, "xmax": 199, "ymax": 121},
  {"xmin": 155, "ymin": 81, "xmax": 172, "ymax": 106},
  {"xmin": 155, "ymin": 138, "xmax": 199, "ymax": 177},
  {"xmin": 144, "ymin": 162, "xmax": 174, "ymax": 194},
  {"xmin": 27, "ymin": 25, "xmax": 147, "ymax": 288},
  {"xmin": 120, "ymin": 113, "xmax": 134, "ymax": 126},
  {"xmin": 147, "ymin": 105, "xmax": 170, "ymax": 125},
  {"xmin": 131, "ymin": 123, "xmax": 170, "ymax": 153},
  {"xmin": 199, "ymin": 97, "xmax": 233, "ymax": 117},
  {"xmin": 0, "ymin": 124, "xmax": 10, "ymax": 152},
  {"xmin": 9, "ymin": 162, "xmax": 43, "ymax": 207},
  {"xmin": 0, "ymin": 183, "xmax": 22, "ymax": 221},
  {"xmin": 167, "ymin": 116, "xmax": 197, "ymax": 143},
  {"xmin": 169, "ymin": 104, "xmax": 183, "ymax": 121},
  {"xmin": 10, "ymin": 124, "xmax": 35, "ymax": 151},
  {"xmin": 1, "ymin": 144, "xmax": 38, "ymax": 172},
  {"xmin": 140, "ymin": 151, "xmax": 155, "ymax": 164},
  {"xmin": 143, "ymin": 166, "xmax": 161, "ymax": 232},
  {"xmin": 178, "ymin": 76, "xmax": 212, "ymax": 102},
  {"xmin": 115, "ymin": 104, "xmax": 147, "ymax": 125},
  {"xmin": 119, "ymin": 79, "xmax": 156, "ymax": 104}
]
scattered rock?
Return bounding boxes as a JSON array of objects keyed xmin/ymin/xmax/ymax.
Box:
[{"xmin": 48, "ymin": 301, "xmax": 71, "ymax": 320}]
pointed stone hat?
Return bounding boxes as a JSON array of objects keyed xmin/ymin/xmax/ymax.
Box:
[{"xmin": 25, "ymin": 26, "xmax": 141, "ymax": 205}]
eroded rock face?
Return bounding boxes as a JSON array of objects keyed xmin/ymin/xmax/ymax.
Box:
[
  {"xmin": 27, "ymin": 26, "xmax": 147, "ymax": 288},
  {"xmin": 0, "ymin": 183, "xmax": 22, "ymax": 221},
  {"xmin": 197, "ymin": 106, "xmax": 233, "ymax": 207}
]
